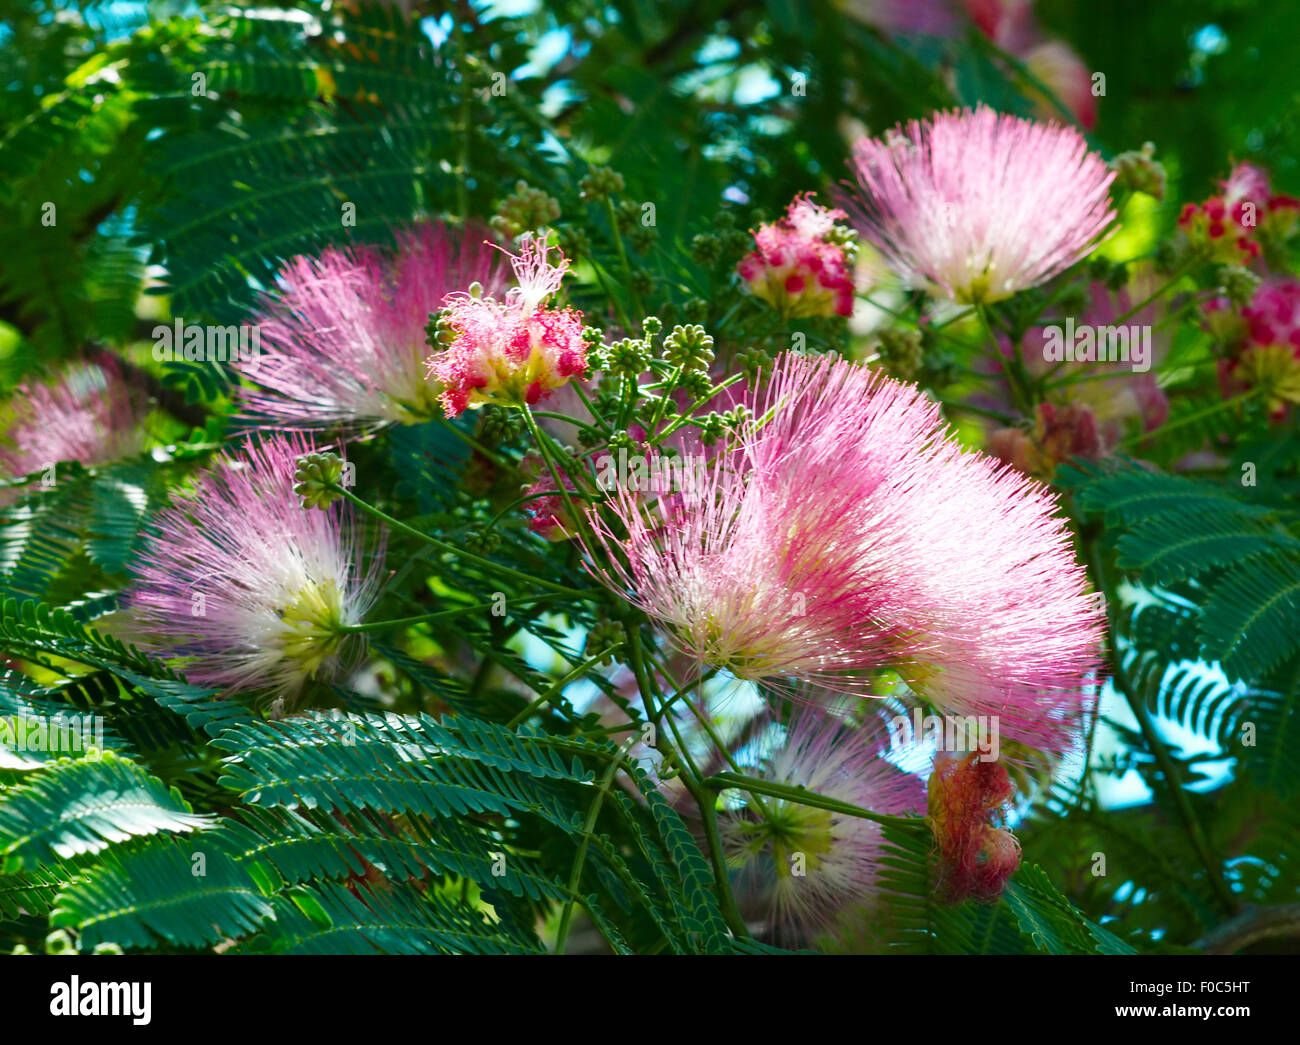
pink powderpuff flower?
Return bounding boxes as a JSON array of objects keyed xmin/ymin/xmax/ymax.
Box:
[
  {"xmin": 239, "ymin": 222, "xmax": 508, "ymax": 431},
  {"xmin": 1175, "ymin": 162, "xmax": 1298, "ymax": 266},
  {"xmin": 578, "ymin": 360, "xmax": 946, "ymax": 694},
  {"xmin": 127, "ymin": 434, "xmax": 384, "ymax": 704},
  {"xmin": 844, "ymin": 105, "xmax": 1115, "ymax": 304},
  {"xmin": 1221, "ymin": 162, "xmax": 1273, "ymax": 210},
  {"xmin": 584, "ymin": 351, "xmax": 1103, "ymax": 758},
  {"xmin": 1216, "ymin": 279, "xmax": 1300, "ymax": 415},
  {"xmin": 755, "ymin": 353, "xmax": 1104, "ymax": 761},
  {"xmin": 737, "ymin": 193, "xmax": 856, "ymax": 318},
  {"xmin": 846, "ymin": 0, "xmax": 1033, "ymax": 49},
  {"xmin": 0, "ymin": 359, "xmax": 146, "ymax": 480},
  {"xmin": 1220, "ymin": 161, "xmax": 1300, "ymax": 241},
  {"xmin": 883, "ymin": 441, "xmax": 1103, "ymax": 760},
  {"xmin": 721, "ymin": 707, "xmax": 924, "ymax": 942},
  {"xmin": 426, "ymin": 235, "xmax": 587, "ymax": 416}
]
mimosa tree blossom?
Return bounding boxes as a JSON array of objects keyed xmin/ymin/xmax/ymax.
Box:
[
  {"xmin": 845, "ymin": 105, "xmax": 1115, "ymax": 303},
  {"xmin": 128, "ymin": 434, "xmax": 383, "ymax": 704},
  {"xmin": 1213, "ymin": 278, "xmax": 1300, "ymax": 415},
  {"xmin": 426, "ymin": 235, "xmax": 588, "ymax": 415},
  {"xmin": 579, "ymin": 363, "xmax": 934, "ymax": 692},
  {"xmin": 722, "ymin": 708, "xmax": 923, "ymax": 941},
  {"xmin": 0, "ymin": 359, "xmax": 146, "ymax": 480},
  {"xmin": 238, "ymin": 222, "xmax": 507, "ymax": 430},
  {"xmin": 736, "ymin": 193, "xmax": 857, "ymax": 318},
  {"xmin": 1177, "ymin": 162, "xmax": 1298, "ymax": 266},
  {"xmin": 583, "ymin": 352, "xmax": 1103, "ymax": 757}
]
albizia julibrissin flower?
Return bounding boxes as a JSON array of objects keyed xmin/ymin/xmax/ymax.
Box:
[
  {"xmin": 722, "ymin": 708, "xmax": 923, "ymax": 940},
  {"xmin": 737, "ymin": 193, "xmax": 857, "ymax": 318},
  {"xmin": 128, "ymin": 434, "xmax": 383, "ymax": 704},
  {"xmin": 238, "ymin": 222, "xmax": 507, "ymax": 430},
  {"xmin": 844, "ymin": 106, "xmax": 1115, "ymax": 304},
  {"xmin": 426, "ymin": 234, "xmax": 587, "ymax": 416},
  {"xmin": 580, "ymin": 363, "xmax": 938, "ymax": 692},
  {"xmin": 0, "ymin": 359, "xmax": 146, "ymax": 479},
  {"xmin": 582, "ymin": 352, "xmax": 1103, "ymax": 756},
  {"xmin": 1212, "ymin": 278, "xmax": 1300, "ymax": 415}
]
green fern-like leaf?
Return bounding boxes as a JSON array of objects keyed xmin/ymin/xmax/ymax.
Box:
[
  {"xmin": 0, "ymin": 750, "xmax": 213, "ymax": 872},
  {"xmin": 50, "ymin": 834, "xmax": 274, "ymax": 950}
]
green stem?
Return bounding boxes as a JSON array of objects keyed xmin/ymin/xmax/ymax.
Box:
[
  {"xmin": 554, "ymin": 741, "xmax": 628, "ymax": 953},
  {"xmin": 435, "ymin": 416, "xmax": 510, "ymax": 469},
  {"xmin": 627, "ymin": 627, "xmax": 747, "ymax": 938},
  {"xmin": 333, "ymin": 486, "xmax": 584, "ymax": 596},
  {"xmin": 604, "ymin": 197, "xmax": 641, "ymax": 317},
  {"xmin": 937, "ymin": 397, "xmax": 1018, "ymax": 425},
  {"xmin": 679, "ymin": 695, "xmax": 773, "ymax": 821},
  {"xmin": 977, "ymin": 302, "xmax": 1030, "ymax": 413},
  {"xmin": 1116, "ymin": 387, "xmax": 1263, "ymax": 451},
  {"xmin": 704, "ymin": 772, "xmax": 930, "ymax": 831},
  {"xmin": 506, "ymin": 645, "xmax": 622, "ymax": 729},
  {"xmin": 521, "ymin": 404, "xmax": 591, "ymax": 547},
  {"xmin": 1109, "ymin": 256, "xmax": 1201, "ymax": 326},
  {"xmin": 340, "ymin": 593, "xmax": 562, "ymax": 633}
]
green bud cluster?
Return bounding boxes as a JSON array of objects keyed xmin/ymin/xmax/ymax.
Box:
[
  {"xmin": 1220, "ymin": 264, "xmax": 1262, "ymax": 308},
  {"xmin": 480, "ymin": 407, "xmax": 525, "ymax": 444},
  {"xmin": 1109, "ymin": 142, "xmax": 1167, "ymax": 202},
  {"xmin": 425, "ymin": 307, "xmax": 457, "ymax": 351},
  {"xmin": 662, "ymin": 324, "xmax": 715, "ymax": 371},
  {"xmin": 557, "ymin": 223, "xmax": 592, "ymax": 260},
  {"xmin": 873, "ymin": 328, "xmax": 924, "ymax": 381},
  {"xmin": 585, "ymin": 618, "xmax": 627, "ymax": 663},
  {"xmin": 490, "ymin": 180, "xmax": 561, "ymax": 239},
  {"xmin": 690, "ymin": 233, "xmax": 722, "ymax": 266},
  {"xmin": 293, "ymin": 451, "xmax": 347, "ymax": 510},
  {"xmin": 464, "ymin": 527, "xmax": 501, "ymax": 555},
  {"xmin": 578, "ymin": 165, "xmax": 625, "ymax": 202},
  {"xmin": 630, "ymin": 224, "xmax": 657, "ymax": 255},
  {"xmin": 606, "ymin": 337, "xmax": 652, "ymax": 377},
  {"xmin": 628, "ymin": 268, "xmax": 654, "ymax": 296},
  {"xmin": 678, "ymin": 368, "xmax": 714, "ymax": 400}
]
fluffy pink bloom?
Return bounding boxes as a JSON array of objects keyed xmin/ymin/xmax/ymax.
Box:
[
  {"xmin": 127, "ymin": 434, "xmax": 383, "ymax": 703},
  {"xmin": 583, "ymin": 352, "xmax": 1104, "ymax": 757},
  {"xmin": 1215, "ymin": 279, "xmax": 1300, "ymax": 414},
  {"xmin": 844, "ymin": 106, "xmax": 1115, "ymax": 303},
  {"xmin": 737, "ymin": 193, "xmax": 856, "ymax": 318},
  {"xmin": 580, "ymin": 363, "xmax": 940, "ymax": 693},
  {"xmin": 0, "ymin": 359, "xmax": 146, "ymax": 479},
  {"xmin": 879, "ymin": 431, "xmax": 1103, "ymax": 758},
  {"xmin": 426, "ymin": 235, "xmax": 587, "ymax": 416},
  {"xmin": 766, "ymin": 359, "xmax": 1102, "ymax": 759},
  {"xmin": 721, "ymin": 707, "xmax": 924, "ymax": 941},
  {"xmin": 239, "ymin": 222, "xmax": 507, "ymax": 430}
]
